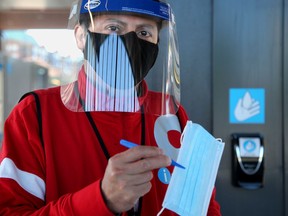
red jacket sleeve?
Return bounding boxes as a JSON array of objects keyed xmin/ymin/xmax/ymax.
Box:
[
  {"xmin": 0, "ymin": 96, "xmax": 114, "ymax": 216},
  {"xmin": 207, "ymin": 188, "xmax": 222, "ymax": 216}
]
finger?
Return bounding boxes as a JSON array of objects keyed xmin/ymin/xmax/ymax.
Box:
[
  {"xmin": 131, "ymin": 181, "xmax": 152, "ymax": 197},
  {"xmin": 236, "ymin": 98, "xmax": 243, "ymax": 107},
  {"xmin": 250, "ymin": 101, "xmax": 260, "ymax": 109},
  {"xmin": 248, "ymin": 106, "xmax": 260, "ymax": 114},
  {"xmin": 249, "ymin": 109, "xmax": 260, "ymax": 117},
  {"xmin": 122, "ymin": 171, "xmax": 154, "ymax": 186},
  {"xmin": 105, "ymin": 146, "xmax": 163, "ymax": 174},
  {"xmin": 124, "ymin": 154, "xmax": 171, "ymax": 174},
  {"xmin": 104, "ymin": 151, "xmax": 169, "ymax": 179},
  {"xmin": 116, "ymin": 181, "xmax": 152, "ymax": 209},
  {"xmin": 118, "ymin": 145, "xmax": 165, "ymax": 164}
]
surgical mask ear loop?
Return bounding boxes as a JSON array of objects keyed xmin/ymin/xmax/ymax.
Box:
[
  {"xmin": 180, "ymin": 120, "xmax": 192, "ymax": 144},
  {"xmin": 87, "ymin": 0, "xmax": 95, "ymax": 31},
  {"xmin": 157, "ymin": 207, "xmax": 165, "ymax": 216}
]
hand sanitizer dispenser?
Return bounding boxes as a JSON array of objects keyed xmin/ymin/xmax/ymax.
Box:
[{"xmin": 232, "ymin": 133, "xmax": 264, "ymax": 189}]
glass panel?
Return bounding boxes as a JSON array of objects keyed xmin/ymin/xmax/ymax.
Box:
[{"xmin": 2, "ymin": 29, "xmax": 83, "ymax": 86}]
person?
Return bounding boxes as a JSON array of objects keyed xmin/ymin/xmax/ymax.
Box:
[{"xmin": 0, "ymin": 0, "xmax": 221, "ymax": 215}]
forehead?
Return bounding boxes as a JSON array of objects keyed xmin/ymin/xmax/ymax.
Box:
[{"xmin": 93, "ymin": 13, "xmax": 159, "ymax": 27}]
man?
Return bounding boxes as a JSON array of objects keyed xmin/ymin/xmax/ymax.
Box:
[{"xmin": 0, "ymin": 0, "xmax": 221, "ymax": 215}]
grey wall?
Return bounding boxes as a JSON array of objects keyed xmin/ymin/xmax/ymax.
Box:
[
  {"xmin": 284, "ymin": 0, "xmax": 288, "ymax": 214},
  {"xmin": 170, "ymin": 0, "xmax": 213, "ymax": 131},
  {"xmin": 171, "ymin": 0, "xmax": 288, "ymax": 215},
  {"xmin": 213, "ymin": 0, "xmax": 285, "ymax": 215}
]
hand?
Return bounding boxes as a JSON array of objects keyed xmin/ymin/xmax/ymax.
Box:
[
  {"xmin": 234, "ymin": 92, "xmax": 260, "ymax": 121},
  {"xmin": 101, "ymin": 145, "xmax": 171, "ymax": 213}
]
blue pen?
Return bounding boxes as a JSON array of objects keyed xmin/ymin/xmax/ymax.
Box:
[{"xmin": 120, "ymin": 139, "xmax": 185, "ymax": 169}]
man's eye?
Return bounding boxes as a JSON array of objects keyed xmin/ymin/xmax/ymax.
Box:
[
  {"xmin": 107, "ymin": 26, "xmax": 119, "ymax": 32},
  {"xmin": 138, "ymin": 31, "xmax": 150, "ymax": 37}
]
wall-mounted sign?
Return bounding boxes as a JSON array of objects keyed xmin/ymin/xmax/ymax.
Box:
[{"xmin": 229, "ymin": 88, "xmax": 265, "ymax": 124}]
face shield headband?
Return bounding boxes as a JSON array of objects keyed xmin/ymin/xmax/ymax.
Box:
[
  {"xmin": 68, "ymin": 0, "xmax": 172, "ymax": 29},
  {"xmin": 63, "ymin": 0, "xmax": 181, "ymax": 115}
]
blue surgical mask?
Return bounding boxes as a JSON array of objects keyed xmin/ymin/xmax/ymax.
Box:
[{"xmin": 157, "ymin": 121, "xmax": 225, "ymax": 216}]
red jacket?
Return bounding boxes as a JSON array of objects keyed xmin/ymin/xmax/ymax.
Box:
[{"xmin": 0, "ymin": 84, "xmax": 221, "ymax": 215}]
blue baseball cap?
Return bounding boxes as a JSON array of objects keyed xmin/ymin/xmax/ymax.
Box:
[{"xmin": 79, "ymin": 0, "xmax": 171, "ymax": 21}]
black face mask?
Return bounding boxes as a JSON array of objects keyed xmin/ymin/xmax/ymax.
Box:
[{"xmin": 84, "ymin": 31, "xmax": 159, "ymax": 85}]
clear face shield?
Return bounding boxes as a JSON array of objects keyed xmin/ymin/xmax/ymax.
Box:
[{"xmin": 62, "ymin": 0, "xmax": 180, "ymax": 115}]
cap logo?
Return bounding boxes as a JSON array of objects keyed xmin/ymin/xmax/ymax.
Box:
[{"xmin": 84, "ymin": 0, "xmax": 101, "ymax": 10}]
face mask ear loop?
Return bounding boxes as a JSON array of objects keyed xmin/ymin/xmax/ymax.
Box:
[
  {"xmin": 216, "ymin": 138, "xmax": 223, "ymax": 142},
  {"xmin": 157, "ymin": 207, "xmax": 165, "ymax": 216},
  {"xmin": 180, "ymin": 120, "xmax": 192, "ymax": 144},
  {"xmin": 87, "ymin": 0, "xmax": 95, "ymax": 31}
]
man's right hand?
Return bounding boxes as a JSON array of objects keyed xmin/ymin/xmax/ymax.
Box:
[{"xmin": 101, "ymin": 145, "xmax": 171, "ymax": 213}]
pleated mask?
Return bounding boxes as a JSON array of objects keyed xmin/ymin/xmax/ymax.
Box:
[{"xmin": 158, "ymin": 121, "xmax": 225, "ymax": 216}]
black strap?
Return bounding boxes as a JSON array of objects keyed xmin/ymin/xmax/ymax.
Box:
[
  {"xmin": 135, "ymin": 106, "xmax": 145, "ymax": 216},
  {"xmin": 140, "ymin": 106, "xmax": 145, "ymax": 147},
  {"xmin": 84, "ymin": 106, "xmax": 146, "ymax": 161},
  {"xmin": 19, "ymin": 92, "xmax": 44, "ymax": 149},
  {"xmin": 84, "ymin": 111, "xmax": 111, "ymax": 160}
]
